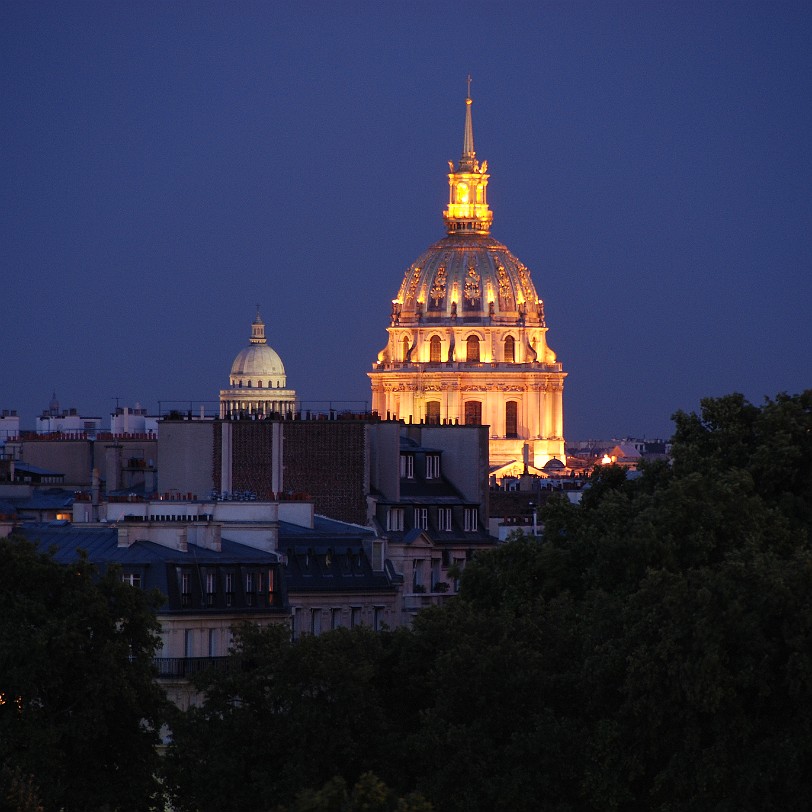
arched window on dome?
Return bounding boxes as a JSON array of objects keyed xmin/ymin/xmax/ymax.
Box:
[
  {"xmin": 464, "ymin": 401, "xmax": 482, "ymax": 426},
  {"xmin": 258, "ymin": 381, "xmax": 263, "ymax": 388},
  {"xmin": 239, "ymin": 380, "xmax": 243, "ymax": 388},
  {"xmin": 247, "ymin": 380, "xmax": 252, "ymax": 388},
  {"xmin": 506, "ymin": 401, "xmax": 519, "ymax": 438},
  {"xmin": 426, "ymin": 401, "xmax": 440, "ymax": 425},
  {"xmin": 430, "ymin": 335, "xmax": 442, "ymax": 363},
  {"xmin": 504, "ymin": 335, "xmax": 515, "ymax": 363},
  {"xmin": 466, "ymin": 335, "xmax": 480, "ymax": 363},
  {"xmin": 402, "ymin": 336, "xmax": 410, "ymax": 362}
]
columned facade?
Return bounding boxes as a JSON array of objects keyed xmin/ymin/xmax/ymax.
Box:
[{"xmin": 369, "ymin": 90, "xmax": 566, "ymax": 471}]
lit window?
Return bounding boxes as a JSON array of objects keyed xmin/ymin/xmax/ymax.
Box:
[
  {"xmin": 425, "ymin": 454, "xmax": 440, "ymax": 479},
  {"xmin": 466, "ymin": 335, "xmax": 480, "ymax": 362},
  {"xmin": 506, "ymin": 401, "xmax": 518, "ymax": 438},
  {"xmin": 430, "ymin": 335, "xmax": 442, "ymax": 362},
  {"xmin": 438, "ymin": 508, "xmax": 452, "ymax": 531},
  {"xmin": 504, "ymin": 335, "xmax": 515, "ymax": 362},
  {"xmin": 122, "ymin": 572, "xmax": 141, "ymax": 588},
  {"xmin": 464, "ymin": 508, "xmax": 479, "ymax": 532}
]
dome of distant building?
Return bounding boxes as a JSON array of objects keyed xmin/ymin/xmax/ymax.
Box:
[
  {"xmin": 220, "ymin": 310, "xmax": 296, "ymax": 419},
  {"xmin": 369, "ymin": 86, "xmax": 567, "ymax": 473},
  {"xmin": 229, "ymin": 312, "xmax": 287, "ymax": 388}
]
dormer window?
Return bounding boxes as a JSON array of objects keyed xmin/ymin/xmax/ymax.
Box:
[
  {"xmin": 425, "ymin": 454, "xmax": 440, "ymax": 479},
  {"xmin": 400, "ymin": 454, "xmax": 414, "ymax": 479}
]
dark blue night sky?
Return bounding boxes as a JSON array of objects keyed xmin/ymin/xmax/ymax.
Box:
[{"xmin": 2, "ymin": 1, "xmax": 810, "ymax": 440}]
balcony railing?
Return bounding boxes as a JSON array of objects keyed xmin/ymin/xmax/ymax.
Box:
[{"xmin": 153, "ymin": 656, "xmax": 238, "ymax": 679}]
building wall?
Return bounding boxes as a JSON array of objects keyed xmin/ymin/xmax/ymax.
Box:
[
  {"xmin": 403, "ymin": 424, "xmax": 489, "ymax": 507},
  {"xmin": 283, "ymin": 421, "xmax": 370, "ymax": 525},
  {"xmin": 290, "ymin": 592, "xmax": 399, "ymax": 638},
  {"xmin": 159, "ymin": 420, "xmax": 217, "ymax": 498}
]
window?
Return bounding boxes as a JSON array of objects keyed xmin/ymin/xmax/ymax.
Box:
[
  {"xmin": 245, "ymin": 572, "xmax": 255, "ymax": 606},
  {"xmin": 121, "ymin": 572, "xmax": 141, "ymax": 588},
  {"xmin": 331, "ymin": 608, "xmax": 342, "ymax": 630},
  {"xmin": 400, "ymin": 454, "xmax": 414, "ymax": 479},
  {"xmin": 426, "ymin": 400, "xmax": 440, "ymax": 425},
  {"xmin": 438, "ymin": 507, "xmax": 452, "ymax": 531},
  {"xmin": 425, "ymin": 454, "xmax": 440, "ymax": 479},
  {"xmin": 350, "ymin": 607, "xmax": 361, "ymax": 629},
  {"xmin": 413, "ymin": 559, "xmax": 424, "ymax": 590},
  {"xmin": 208, "ymin": 628, "xmax": 219, "ymax": 657},
  {"xmin": 464, "ymin": 401, "xmax": 482, "ymax": 425},
  {"xmin": 180, "ymin": 571, "xmax": 192, "ymax": 608},
  {"xmin": 452, "ymin": 557, "xmax": 465, "ymax": 592},
  {"xmin": 267, "ymin": 568, "xmax": 276, "ymax": 605},
  {"xmin": 310, "ymin": 609, "xmax": 322, "ymax": 636},
  {"xmin": 506, "ymin": 401, "xmax": 519, "ymax": 438},
  {"xmin": 402, "ymin": 336, "xmax": 410, "ymax": 361},
  {"xmin": 372, "ymin": 541, "xmax": 384, "ymax": 571},
  {"xmin": 464, "ymin": 508, "xmax": 479, "ymax": 532},
  {"xmin": 225, "ymin": 572, "xmax": 234, "ymax": 607},
  {"xmin": 387, "ymin": 507, "xmax": 404, "ymax": 531},
  {"xmin": 504, "ymin": 335, "xmax": 515, "ymax": 362},
  {"xmin": 205, "ymin": 572, "xmax": 216, "ymax": 607},
  {"xmin": 431, "ymin": 558, "xmax": 441, "ymax": 590},
  {"xmin": 414, "ymin": 508, "xmax": 428, "ymax": 530},
  {"xmin": 430, "ymin": 335, "xmax": 442, "ymax": 362},
  {"xmin": 184, "ymin": 629, "xmax": 194, "ymax": 658},
  {"xmin": 466, "ymin": 335, "xmax": 480, "ymax": 362},
  {"xmin": 373, "ymin": 607, "xmax": 383, "ymax": 632}
]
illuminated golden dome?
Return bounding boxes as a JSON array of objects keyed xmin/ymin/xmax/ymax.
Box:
[
  {"xmin": 394, "ymin": 233, "xmax": 545, "ymax": 324},
  {"xmin": 228, "ymin": 310, "xmax": 286, "ymax": 388}
]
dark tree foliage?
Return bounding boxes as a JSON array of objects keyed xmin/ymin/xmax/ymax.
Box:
[
  {"xmin": 0, "ymin": 535, "xmax": 168, "ymax": 812},
  {"xmin": 164, "ymin": 624, "xmax": 405, "ymax": 812},
  {"xmin": 165, "ymin": 391, "xmax": 812, "ymax": 812}
]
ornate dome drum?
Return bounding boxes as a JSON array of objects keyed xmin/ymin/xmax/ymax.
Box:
[{"xmin": 369, "ymin": 89, "xmax": 566, "ymax": 474}]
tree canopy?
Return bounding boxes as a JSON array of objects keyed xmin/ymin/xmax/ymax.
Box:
[
  {"xmin": 0, "ymin": 535, "xmax": 168, "ymax": 812},
  {"xmin": 123, "ymin": 391, "xmax": 812, "ymax": 809}
]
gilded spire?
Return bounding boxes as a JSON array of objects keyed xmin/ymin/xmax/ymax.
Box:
[
  {"xmin": 460, "ymin": 75, "xmax": 476, "ymax": 171},
  {"xmin": 444, "ymin": 79, "xmax": 493, "ymax": 235}
]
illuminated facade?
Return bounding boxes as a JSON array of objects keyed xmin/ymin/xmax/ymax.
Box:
[
  {"xmin": 369, "ymin": 92, "xmax": 566, "ymax": 471},
  {"xmin": 220, "ymin": 310, "xmax": 296, "ymax": 419}
]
